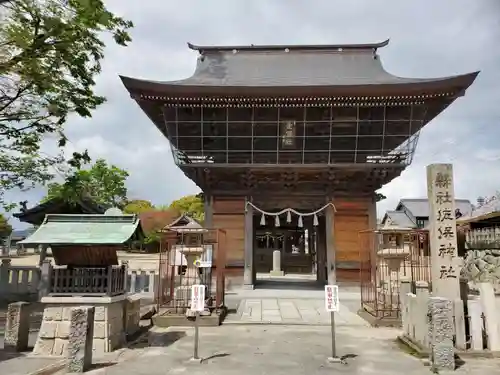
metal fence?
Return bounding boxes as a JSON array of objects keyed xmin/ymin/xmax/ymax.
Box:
[
  {"xmin": 359, "ymin": 229, "xmax": 431, "ymax": 321},
  {"xmin": 157, "ymin": 228, "xmax": 226, "ymax": 314}
]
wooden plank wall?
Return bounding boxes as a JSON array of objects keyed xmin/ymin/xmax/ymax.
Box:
[
  {"xmin": 332, "ymin": 198, "xmax": 373, "ymax": 277},
  {"xmin": 212, "ymin": 197, "xmax": 245, "ymax": 265}
]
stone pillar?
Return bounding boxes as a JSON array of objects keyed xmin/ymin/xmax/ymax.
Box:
[
  {"xmin": 270, "ymin": 250, "xmax": 284, "ymax": 276},
  {"xmin": 38, "ymin": 245, "xmax": 47, "ymax": 266},
  {"xmin": 121, "ymin": 260, "xmax": 129, "ymax": 294},
  {"xmin": 399, "ymin": 279, "xmax": 412, "ymax": 335},
  {"xmin": 4, "ymin": 302, "xmax": 31, "ymax": 352},
  {"xmin": 478, "ymin": 282, "xmax": 500, "ymax": 350},
  {"xmin": 426, "ymin": 164, "xmax": 460, "ymax": 300},
  {"xmin": 38, "ymin": 259, "xmax": 52, "ymax": 300},
  {"xmin": 415, "ymin": 281, "xmax": 430, "ymax": 348},
  {"xmin": 67, "ymin": 306, "xmax": 95, "ymax": 373},
  {"xmin": 0, "ymin": 259, "xmax": 11, "ymax": 295},
  {"xmin": 243, "ymin": 200, "xmax": 254, "ymax": 289},
  {"xmin": 428, "ymin": 297, "xmax": 454, "ymax": 372},
  {"xmin": 453, "ymin": 299, "xmax": 467, "ymax": 350},
  {"xmin": 467, "ymin": 298, "xmax": 483, "ymax": 351}
]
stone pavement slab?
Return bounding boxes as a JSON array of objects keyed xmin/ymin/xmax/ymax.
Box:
[
  {"xmin": 0, "ymin": 354, "xmax": 62, "ymax": 375},
  {"xmin": 225, "ymin": 298, "xmax": 369, "ymax": 326},
  {"xmin": 74, "ymin": 324, "xmax": 500, "ymax": 375}
]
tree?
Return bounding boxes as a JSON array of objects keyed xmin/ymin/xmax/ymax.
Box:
[
  {"xmin": 41, "ymin": 158, "xmax": 129, "ymax": 207},
  {"xmin": 0, "ymin": 214, "xmax": 13, "ymax": 239},
  {"xmin": 169, "ymin": 194, "xmax": 204, "ymax": 222},
  {"xmin": 123, "ymin": 200, "xmax": 155, "ymax": 214},
  {"xmin": 0, "ymin": 0, "xmax": 133, "ymax": 211}
]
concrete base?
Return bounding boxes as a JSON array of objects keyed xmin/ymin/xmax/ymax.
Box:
[
  {"xmin": 270, "ymin": 270, "xmax": 284, "ymax": 277},
  {"xmin": 34, "ymin": 295, "xmax": 128, "ymax": 356},
  {"xmin": 397, "ymin": 334, "xmax": 500, "ymax": 359},
  {"xmin": 153, "ymin": 309, "xmax": 226, "ymax": 328},
  {"xmin": 327, "ymin": 357, "xmax": 342, "ymax": 363}
]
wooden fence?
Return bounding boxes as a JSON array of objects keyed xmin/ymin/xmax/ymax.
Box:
[{"xmin": 0, "ymin": 259, "xmax": 159, "ymax": 302}]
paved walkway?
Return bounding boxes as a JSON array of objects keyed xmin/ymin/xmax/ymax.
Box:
[
  {"xmin": 225, "ymin": 298, "xmax": 368, "ymax": 325},
  {"xmin": 80, "ymin": 325, "xmax": 500, "ymax": 375},
  {"xmin": 224, "ymin": 279, "xmax": 364, "ymax": 325}
]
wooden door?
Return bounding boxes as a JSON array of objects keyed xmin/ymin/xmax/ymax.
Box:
[{"xmin": 334, "ymin": 214, "xmax": 369, "ymax": 269}]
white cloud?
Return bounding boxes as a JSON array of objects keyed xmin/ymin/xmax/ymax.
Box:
[{"xmin": 6, "ymin": 0, "xmax": 500, "ymax": 228}]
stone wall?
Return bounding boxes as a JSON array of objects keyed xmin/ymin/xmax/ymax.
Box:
[
  {"xmin": 34, "ymin": 295, "xmax": 127, "ymax": 356},
  {"xmin": 124, "ymin": 295, "xmax": 141, "ymax": 336}
]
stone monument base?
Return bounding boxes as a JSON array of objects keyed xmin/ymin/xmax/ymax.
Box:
[{"xmin": 34, "ymin": 295, "xmax": 127, "ymax": 356}]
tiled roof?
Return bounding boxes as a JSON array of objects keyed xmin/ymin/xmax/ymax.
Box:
[
  {"xmin": 13, "ymin": 197, "xmax": 106, "ymax": 226},
  {"xmin": 120, "ymin": 40, "xmax": 478, "ymax": 92},
  {"xmin": 399, "ymin": 199, "xmax": 473, "ymax": 218},
  {"xmin": 459, "ymin": 195, "xmax": 500, "ymax": 223},
  {"xmin": 384, "ymin": 211, "xmax": 416, "ymax": 229},
  {"xmin": 18, "ymin": 214, "xmax": 143, "ymax": 245}
]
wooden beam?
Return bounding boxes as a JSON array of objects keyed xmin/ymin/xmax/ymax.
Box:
[
  {"xmin": 204, "ymin": 194, "xmax": 213, "ymax": 227},
  {"xmin": 325, "ymin": 196, "xmax": 336, "ymax": 285},
  {"xmin": 180, "ymin": 163, "xmax": 406, "ymax": 169}
]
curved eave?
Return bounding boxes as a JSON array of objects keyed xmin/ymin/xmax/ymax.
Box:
[
  {"xmin": 187, "ymin": 39, "xmax": 390, "ymax": 52},
  {"xmin": 120, "ymin": 72, "xmax": 479, "ymax": 99}
]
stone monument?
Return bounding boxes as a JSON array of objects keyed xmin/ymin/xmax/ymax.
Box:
[
  {"xmin": 426, "ymin": 164, "xmax": 467, "ymax": 354},
  {"xmin": 426, "ymin": 164, "xmax": 461, "ymax": 300},
  {"xmin": 270, "ymin": 250, "xmax": 284, "ymax": 276}
]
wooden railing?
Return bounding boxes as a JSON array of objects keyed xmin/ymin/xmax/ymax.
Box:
[{"xmin": 50, "ymin": 265, "xmax": 126, "ymax": 296}]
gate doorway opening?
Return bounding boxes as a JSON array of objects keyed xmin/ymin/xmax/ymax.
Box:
[{"xmin": 253, "ymin": 214, "xmax": 324, "ymax": 287}]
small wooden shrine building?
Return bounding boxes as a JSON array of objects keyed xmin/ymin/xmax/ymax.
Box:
[
  {"xmin": 120, "ymin": 40, "xmax": 478, "ymax": 286},
  {"xmin": 18, "ymin": 213, "xmax": 145, "ymax": 355}
]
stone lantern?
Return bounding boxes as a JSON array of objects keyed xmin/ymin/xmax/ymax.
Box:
[{"xmin": 172, "ymin": 221, "xmax": 208, "ymax": 306}]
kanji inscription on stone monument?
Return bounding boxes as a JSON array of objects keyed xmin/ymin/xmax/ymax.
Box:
[{"xmin": 427, "ymin": 164, "xmax": 460, "ymax": 300}]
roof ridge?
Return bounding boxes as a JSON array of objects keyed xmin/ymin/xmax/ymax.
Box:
[{"xmin": 187, "ymin": 39, "xmax": 390, "ymax": 53}]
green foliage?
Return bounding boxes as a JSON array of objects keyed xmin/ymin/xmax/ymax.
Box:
[
  {"xmin": 41, "ymin": 158, "xmax": 129, "ymax": 207},
  {"xmin": 123, "ymin": 200, "xmax": 155, "ymax": 214},
  {"xmin": 169, "ymin": 194, "xmax": 204, "ymax": 222},
  {"xmin": 0, "ymin": 0, "xmax": 133, "ymax": 211},
  {"xmin": 0, "ymin": 213, "xmax": 13, "ymax": 239}
]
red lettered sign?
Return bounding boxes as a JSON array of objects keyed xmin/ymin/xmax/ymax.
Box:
[{"xmin": 325, "ymin": 285, "xmax": 339, "ymax": 312}]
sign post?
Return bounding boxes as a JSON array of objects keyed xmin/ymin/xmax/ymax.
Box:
[
  {"xmin": 325, "ymin": 284, "xmax": 340, "ymax": 362},
  {"xmin": 190, "ymin": 284, "xmax": 205, "ymax": 361}
]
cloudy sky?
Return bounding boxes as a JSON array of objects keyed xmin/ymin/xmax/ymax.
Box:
[{"xmin": 6, "ymin": 0, "xmax": 500, "ymax": 228}]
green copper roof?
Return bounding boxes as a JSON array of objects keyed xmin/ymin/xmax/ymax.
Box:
[{"xmin": 18, "ymin": 214, "xmax": 144, "ymax": 245}]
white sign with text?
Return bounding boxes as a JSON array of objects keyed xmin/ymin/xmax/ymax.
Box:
[
  {"xmin": 190, "ymin": 285, "xmax": 206, "ymax": 312},
  {"xmin": 325, "ymin": 285, "xmax": 339, "ymax": 312}
]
